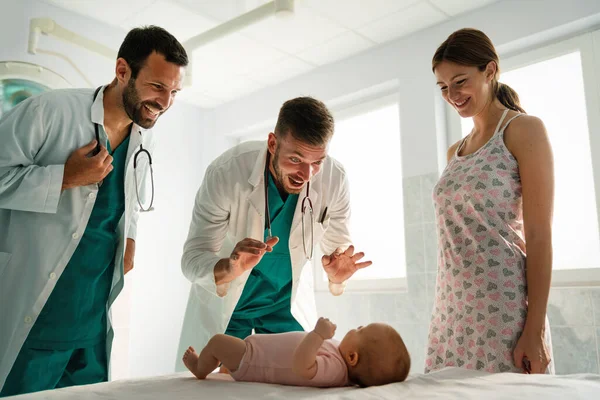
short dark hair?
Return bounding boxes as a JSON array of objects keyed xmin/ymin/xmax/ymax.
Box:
[
  {"xmin": 117, "ymin": 26, "xmax": 189, "ymax": 79},
  {"xmin": 274, "ymin": 97, "xmax": 334, "ymax": 146}
]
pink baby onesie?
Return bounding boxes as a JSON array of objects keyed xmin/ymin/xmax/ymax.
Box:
[{"xmin": 231, "ymin": 331, "xmax": 350, "ymax": 387}]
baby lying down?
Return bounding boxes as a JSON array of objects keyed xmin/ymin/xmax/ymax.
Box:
[{"xmin": 183, "ymin": 317, "xmax": 411, "ymax": 388}]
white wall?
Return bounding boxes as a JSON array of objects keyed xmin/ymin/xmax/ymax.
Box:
[
  {"xmin": 0, "ymin": 0, "xmax": 119, "ymax": 88},
  {"xmin": 209, "ymin": 0, "xmax": 600, "ymax": 177},
  {"xmin": 0, "ymin": 0, "xmax": 234, "ymax": 379},
  {"xmin": 126, "ymin": 106, "xmax": 233, "ymax": 378}
]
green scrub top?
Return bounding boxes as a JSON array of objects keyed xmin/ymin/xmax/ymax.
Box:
[
  {"xmin": 26, "ymin": 135, "xmax": 130, "ymax": 350},
  {"xmin": 230, "ymin": 172, "xmax": 298, "ymax": 320}
]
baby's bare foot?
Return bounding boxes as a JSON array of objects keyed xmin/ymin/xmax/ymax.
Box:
[{"xmin": 182, "ymin": 346, "xmax": 204, "ymax": 379}]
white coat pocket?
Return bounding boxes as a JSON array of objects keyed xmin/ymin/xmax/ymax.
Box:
[{"xmin": 313, "ymin": 217, "xmax": 330, "ymax": 245}]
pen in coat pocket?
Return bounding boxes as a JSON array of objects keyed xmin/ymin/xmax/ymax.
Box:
[{"xmin": 319, "ymin": 207, "xmax": 328, "ymax": 223}]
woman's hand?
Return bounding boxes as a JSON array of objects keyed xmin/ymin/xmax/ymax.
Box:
[{"xmin": 513, "ymin": 328, "xmax": 551, "ymax": 374}]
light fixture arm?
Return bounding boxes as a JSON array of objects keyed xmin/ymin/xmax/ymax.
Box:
[
  {"xmin": 25, "ymin": 0, "xmax": 296, "ymax": 88},
  {"xmin": 182, "ymin": 0, "xmax": 295, "ymax": 86},
  {"xmin": 28, "ymin": 17, "xmax": 116, "ymax": 59}
]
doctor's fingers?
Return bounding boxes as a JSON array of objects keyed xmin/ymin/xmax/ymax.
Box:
[
  {"xmin": 95, "ymin": 153, "xmax": 114, "ymax": 176},
  {"xmin": 234, "ymin": 245, "xmax": 268, "ymax": 256},
  {"xmin": 85, "ymin": 144, "xmax": 109, "ymax": 159},
  {"xmin": 77, "ymin": 139, "xmax": 99, "ymax": 154},
  {"xmin": 351, "ymin": 251, "xmax": 366, "ymax": 262},
  {"xmin": 85, "ymin": 146, "xmax": 112, "ymax": 168},
  {"xmin": 95, "ymin": 147, "xmax": 113, "ymax": 164},
  {"xmin": 265, "ymin": 236, "xmax": 279, "ymax": 248},
  {"xmin": 100, "ymin": 163, "xmax": 114, "ymax": 179},
  {"xmin": 100, "ymin": 153, "xmax": 114, "ymax": 169},
  {"xmin": 343, "ymin": 245, "xmax": 355, "ymax": 257},
  {"xmin": 238, "ymin": 238, "xmax": 271, "ymax": 251},
  {"xmin": 355, "ymin": 260, "xmax": 373, "ymax": 270}
]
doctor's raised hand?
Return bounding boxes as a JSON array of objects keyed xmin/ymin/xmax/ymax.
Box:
[
  {"xmin": 214, "ymin": 236, "xmax": 280, "ymax": 285},
  {"xmin": 322, "ymin": 245, "xmax": 372, "ymax": 294}
]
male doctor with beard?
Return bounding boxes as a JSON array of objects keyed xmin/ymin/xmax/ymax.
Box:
[{"xmin": 179, "ymin": 97, "xmax": 371, "ymax": 358}]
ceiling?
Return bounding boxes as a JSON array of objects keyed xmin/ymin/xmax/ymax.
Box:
[{"xmin": 41, "ymin": 0, "xmax": 500, "ymax": 108}]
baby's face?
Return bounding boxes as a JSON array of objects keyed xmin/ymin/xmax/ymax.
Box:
[{"xmin": 339, "ymin": 323, "xmax": 390, "ymax": 354}]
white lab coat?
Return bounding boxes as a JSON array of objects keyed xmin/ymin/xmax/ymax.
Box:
[
  {"xmin": 179, "ymin": 141, "xmax": 352, "ymax": 353},
  {"xmin": 0, "ymin": 87, "xmax": 154, "ymax": 390}
]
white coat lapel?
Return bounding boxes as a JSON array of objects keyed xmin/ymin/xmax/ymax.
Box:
[
  {"xmin": 247, "ymin": 145, "xmax": 269, "ymax": 241},
  {"xmin": 126, "ymin": 125, "xmax": 143, "ymax": 168}
]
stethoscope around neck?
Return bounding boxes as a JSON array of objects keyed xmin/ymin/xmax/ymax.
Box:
[
  {"xmin": 92, "ymin": 86, "xmax": 155, "ymax": 212},
  {"xmin": 264, "ymin": 151, "xmax": 314, "ymax": 260}
]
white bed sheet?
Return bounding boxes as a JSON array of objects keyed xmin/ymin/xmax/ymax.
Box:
[{"xmin": 7, "ymin": 367, "xmax": 600, "ymax": 399}]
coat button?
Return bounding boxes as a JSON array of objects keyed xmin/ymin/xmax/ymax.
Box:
[
  {"xmin": 49, "ymin": 272, "xmax": 57, "ymax": 280},
  {"xmin": 72, "ymin": 233, "xmax": 80, "ymax": 240},
  {"xmin": 89, "ymin": 193, "xmax": 96, "ymax": 200},
  {"xmin": 24, "ymin": 316, "xmax": 32, "ymax": 324}
]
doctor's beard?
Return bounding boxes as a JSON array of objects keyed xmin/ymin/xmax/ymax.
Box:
[
  {"xmin": 272, "ymin": 148, "xmax": 305, "ymax": 195},
  {"xmin": 122, "ymin": 78, "xmax": 163, "ymax": 129}
]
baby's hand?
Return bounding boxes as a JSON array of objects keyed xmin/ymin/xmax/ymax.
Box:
[{"xmin": 314, "ymin": 317, "xmax": 336, "ymax": 340}]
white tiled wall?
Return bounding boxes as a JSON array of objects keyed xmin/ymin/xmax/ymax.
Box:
[
  {"xmin": 315, "ymin": 173, "xmax": 600, "ymax": 375},
  {"xmin": 547, "ymin": 288, "xmax": 600, "ymax": 374}
]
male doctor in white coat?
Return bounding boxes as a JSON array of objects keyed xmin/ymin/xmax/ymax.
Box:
[
  {"xmin": 0, "ymin": 26, "xmax": 187, "ymax": 396},
  {"xmin": 180, "ymin": 97, "xmax": 371, "ymax": 358}
]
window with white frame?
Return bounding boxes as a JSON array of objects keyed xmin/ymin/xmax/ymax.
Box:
[
  {"xmin": 452, "ymin": 32, "xmax": 600, "ymax": 285},
  {"xmin": 313, "ymin": 99, "xmax": 406, "ymax": 291}
]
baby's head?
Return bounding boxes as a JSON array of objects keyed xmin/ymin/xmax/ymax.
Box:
[{"xmin": 339, "ymin": 323, "xmax": 410, "ymax": 387}]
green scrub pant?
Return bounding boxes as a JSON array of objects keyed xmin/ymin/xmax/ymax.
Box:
[
  {"xmin": 225, "ymin": 304, "xmax": 304, "ymax": 339},
  {"xmin": 0, "ymin": 341, "xmax": 107, "ymax": 397}
]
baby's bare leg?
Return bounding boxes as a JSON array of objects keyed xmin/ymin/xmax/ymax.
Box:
[{"xmin": 182, "ymin": 334, "xmax": 247, "ymax": 379}]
